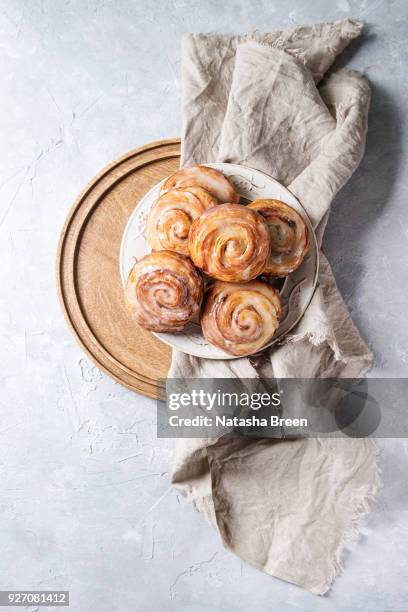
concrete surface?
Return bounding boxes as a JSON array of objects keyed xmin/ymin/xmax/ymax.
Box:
[{"xmin": 0, "ymin": 1, "xmax": 407, "ymax": 610}]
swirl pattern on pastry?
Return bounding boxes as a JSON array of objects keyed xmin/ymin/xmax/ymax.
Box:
[
  {"xmin": 247, "ymin": 199, "xmax": 309, "ymax": 276},
  {"xmin": 125, "ymin": 250, "xmax": 203, "ymax": 332},
  {"xmin": 146, "ymin": 187, "xmax": 218, "ymax": 255},
  {"xmin": 161, "ymin": 165, "xmax": 240, "ymax": 204},
  {"xmin": 188, "ymin": 203, "xmax": 270, "ymax": 282},
  {"xmin": 201, "ymin": 280, "xmax": 281, "ymax": 356}
]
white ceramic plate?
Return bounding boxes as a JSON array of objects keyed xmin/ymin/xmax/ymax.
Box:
[{"xmin": 120, "ymin": 163, "xmax": 318, "ymax": 359}]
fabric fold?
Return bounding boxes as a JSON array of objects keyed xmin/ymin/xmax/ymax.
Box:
[
  {"xmin": 218, "ymin": 42, "xmax": 336, "ymax": 184},
  {"xmin": 181, "ymin": 19, "xmax": 363, "ymax": 165}
]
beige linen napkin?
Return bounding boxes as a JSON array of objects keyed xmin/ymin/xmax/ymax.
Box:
[{"xmin": 170, "ymin": 20, "xmax": 380, "ymax": 595}]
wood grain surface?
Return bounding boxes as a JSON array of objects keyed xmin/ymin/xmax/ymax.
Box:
[{"xmin": 57, "ymin": 139, "xmax": 181, "ymax": 400}]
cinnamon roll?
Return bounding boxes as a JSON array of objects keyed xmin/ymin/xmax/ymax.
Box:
[
  {"xmin": 188, "ymin": 203, "xmax": 270, "ymax": 282},
  {"xmin": 248, "ymin": 199, "xmax": 309, "ymax": 276},
  {"xmin": 125, "ymin": 251, "xmax": 203, "ymax": 332},
  {"xmin": 161, "ymin": 165, "xmax": 240, "ymax": 204},
  {"xmin": 201, "ymin": 280, "xmax": 281, "ymax": 356},
  {"xmin": 146, "ymin": 187, "xmax": 218, "ymax": 255}
]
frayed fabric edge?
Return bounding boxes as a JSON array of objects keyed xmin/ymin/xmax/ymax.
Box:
[
  {"xmin": 283, "ymin": 328, "xmax": 373, "ymax": 372},
  {"xmin": 182, "ymin": 19, "xmax": 363, "ymax": 46},
  {"xmin": 312, "ymin": 439, "xmax": 382, "ymax": 595}
]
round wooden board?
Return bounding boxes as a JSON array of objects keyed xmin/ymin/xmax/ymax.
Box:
[{"xmin": 57, "ymin": 139, "xmax": 181, "ymax": 400}]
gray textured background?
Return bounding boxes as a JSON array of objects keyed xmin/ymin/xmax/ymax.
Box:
[{"xmin": 0, "ymin": 1, "xmax": 407, "ymax": 611}]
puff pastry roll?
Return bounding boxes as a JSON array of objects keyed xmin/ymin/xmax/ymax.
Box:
[
  {"xmin": 248, "ymin": 199, "xmax": 309, "ymax": 276},
  {"xmin": 161, "ymin": 165, "xmax": 240, "ymax": 204},
  {"xmin": 125, "ymin": 250, "xmax": 203, "ymax": 332},
  {"xmin": 188, "ymin": 203, "xmax": 270, "ymax": 282},
  {"xmin": 201, "ymin": 280, "xmax": 281, "ymax": 356},
  {"xmin": 147, "ymin": 187, "xmax": 218, "ymax": 255}
]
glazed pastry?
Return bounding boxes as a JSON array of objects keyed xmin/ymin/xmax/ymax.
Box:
[
  {"xmin": 201, "ymin": 280, "xmax": 281, "ymax": 356},
  {"xmin": 161, "ymin": 165, "xmax": 240, "ymax": 204},
  {"xmin": 247, "ymin": 199, "xmax": 309, "ymax": 276},
  {"xmin": 146, "ymin": 187, "xmax": 218, "ymax": 255},
  {"xmin": 188, "ymin": 203, "xmax": 270, "ymax": 282},
  {"xmin": 125, "ymin": 250, "xmax": 203, "ymax": 332}
]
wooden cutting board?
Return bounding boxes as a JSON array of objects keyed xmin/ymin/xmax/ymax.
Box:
[{"xmin": 57, "ymin": 139, "xmax": 181, "ymax": 400}]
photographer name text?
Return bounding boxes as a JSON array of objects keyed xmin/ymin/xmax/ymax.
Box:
[{"xmin": 168, "ymin": 414, "xmax": 308, "ymax": 428}]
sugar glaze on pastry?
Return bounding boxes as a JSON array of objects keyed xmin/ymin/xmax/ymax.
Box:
[
  {"xmin": 201, "ymin": 280, "xmax": 281, "ymax": 356},
  {"xmin": 188, "ymin": 203, "xmax": 270, "ymax": 282},
  {"xmin": 248, "ymin": 199, "xmax": 309, "ymax": 276},
  {"xmin": 146, "ymin": 187, "xmax": 218, "ymax": 255},
  {"xmin": 161, "ymin": 165, "xmax": 240, "ymax": 204},
  {"xmin": 125, "ymin": 250, "xmax": 203, "ymax": 332}
]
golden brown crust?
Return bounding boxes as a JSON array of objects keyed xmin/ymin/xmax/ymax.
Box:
[
  {"xmin": 146, "ymin": 187, "xmax": 218, "ymax": 255},
  {"xmin": 161, "ymin": 165, "xmax": 240, "ymax": 204},
  {"xmin": 125, "ymin": 250, "xmax": 203, "ymax": 332},
  {"xmin": 201, "ymin": 280, "xmax": 281, "ymax": 356},
  {"xmin": 188, "ymin": 203, "xmax": 270, "ymax": 282},
  {"xmin": 247, "ymin": 199, "xmax": 309, "ymax": 277}
]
